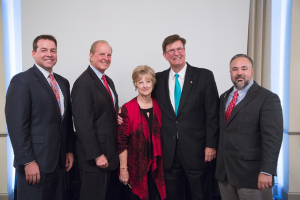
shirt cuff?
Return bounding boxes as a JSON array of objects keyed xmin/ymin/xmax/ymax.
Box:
[
  {"xmin": 24, "ymin": 160, "xmax": 35, "ymax": 165},
  {"xmin": 260, "ymin": 172, "xmax": 272, "ymax": 176}
]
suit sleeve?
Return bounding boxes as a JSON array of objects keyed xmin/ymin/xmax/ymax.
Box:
[
  {"xmin": 71, "ymin": 80, "xmax": 103, "ymax": 161},
  {"xmin": 5, "ymin": 76, "xmax": 35, "ymax": 165},
  {"xmin": 260, "ymin": 93, "xmax": 283, "ymax": 175},
  {"xmin": 65, "ymin": 80, "xmax": 75, "ymax": 153},
  {"xmin": 204, "ymin": 71, "xmax": 220, "ymax": 148}
]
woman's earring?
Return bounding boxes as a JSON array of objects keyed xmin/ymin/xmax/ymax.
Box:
[{"xmin": 135, "ymin": 88, "xmax": 137, "ymax": 91}]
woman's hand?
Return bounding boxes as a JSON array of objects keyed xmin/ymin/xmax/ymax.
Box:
[{"xmin": 119, "ymin": 168, "xmax": 129, "ymax": 185}]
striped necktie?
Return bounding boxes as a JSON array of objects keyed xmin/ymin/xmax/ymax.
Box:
[{"xmin": 49, "ymin": 74, "xmax": 61, "ymax": 112}]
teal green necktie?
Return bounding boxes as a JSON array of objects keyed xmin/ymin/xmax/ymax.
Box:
[
  {"xmin": 174, "ymin": 74, "xmax": 181, "ymax": 139},
  {"xmin": 174, "ymin": 74, "xmax": 181, "ymax": 115},
  {"xmin": 174, "ymin": 74, "xmax": 181, "ymax": 116}
]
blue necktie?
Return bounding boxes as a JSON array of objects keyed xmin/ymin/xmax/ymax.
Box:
[
  {"xmin": 174, "ymin": 74, "xmax": 181, "ymax": 116},
  {"xmin": 174, "ymin": 74, "xmax": 181, "ymax": 139}
]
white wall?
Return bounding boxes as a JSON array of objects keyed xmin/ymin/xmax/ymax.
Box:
[
  {"xmin": 21, "ymin": 0, "xmax": 249, "ymax": 105},
  {"xmin": 288, "ymin": 0, "xmax": 300, "ymax": 199}
]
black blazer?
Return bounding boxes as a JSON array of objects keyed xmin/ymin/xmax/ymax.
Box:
[
  {"xmin": 71, "ymin": 66, "xmax": 119, "ymax": 172},
  {"xmin": 215, "ymin": 81, "xmax": 283, "ymax": 189},
  {"xmin": 152, "ymin": 63, "xmax": 219, "ymax": 170},
  {"xmin": 5, "ymin": 65, "xmax": 74, "ymax": 173}
]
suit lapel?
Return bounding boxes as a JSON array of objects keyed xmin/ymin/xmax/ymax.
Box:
[
  {"xmin": 32, "ymin": 65, "xmax": 61, "ymax": 117},
  {"xmin": 106, "ymin": 75, "xmax": 118, "ymax": 110},
  {"xmin": 87, "ymin": 67, "xmax": 115, "ymax": 113},
  {"xmin": 160, "ymin": 69, "xmax": 176, "ymax": 119},
  {"xmin": 55, "ymin": 74, "xmax": 67, "ymax": 120},
  {"xmin": 226, "ymin": 82, "xmax": 258, "ymax": 125},
  {"xmin": 177, "ymin": 64, "xmax": 194, "ymax": 117},
  {"xmin": 221, "ymin": 88, "xmax": 233, "ymax": 127}
]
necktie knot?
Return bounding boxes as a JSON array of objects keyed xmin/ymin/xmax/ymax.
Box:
[
  {"xmin": 232, "ymin": 91, "xmax": 238, "ymax": 101},
  {"xmin": 102, "ymin": 75, "xmax": 107, "ymax": 82},
  {"xmin": 49, "ymin": 74, "xmax": 54, "ymax": 80}
]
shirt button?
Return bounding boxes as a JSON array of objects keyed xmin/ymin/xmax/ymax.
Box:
[{"xmin": 175, "ymin": 121, "xmax": 178, "ymax": 124}]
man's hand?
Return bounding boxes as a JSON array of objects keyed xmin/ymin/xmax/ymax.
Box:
[
  {"xmin": 118, "ymin": 107, "xmax": 123, "ymax": 125},
  {"xmin": 95, "ymin": 154, "xmax": 109, "ymax": 168},
  {"xmin": 205, "ymin": 147, "xmax": 216, "ymax": 162},
  {"xmin": 24, "ymin": 161, "xmax": 40, "ymax": 185},
  {"xmin": 119, "ymin": 169, "xmax": 129, "ymax": 185},
  {"xmin": 65, "ymin": 153, "xmax": 74, "ymax": 172},
  {"xmin": 258, "ymin": 173, "xmax": 272, "ymax": 191}
]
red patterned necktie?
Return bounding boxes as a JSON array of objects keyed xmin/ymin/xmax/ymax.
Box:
[
  {"xmin": 102, "ymin": 75, "xmax": 114, "ymax": 108},
  {"xmin": 49, "ymin": 74, "xmax": 61, "ymax": 112},
  {"xmin": 225, "ymin": 91, "xmax": 238, "ymax": 123}
]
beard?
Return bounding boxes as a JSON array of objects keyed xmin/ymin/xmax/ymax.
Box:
[{"xmin": 232, "ymin": 74, "xmax": 250, "ymax": 90}]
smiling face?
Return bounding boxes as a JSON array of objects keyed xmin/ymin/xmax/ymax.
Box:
[
  {"xmin": 89, "ymin": 42, "xmax": 112, "ymax": 73},
  {"xmin": 230, "ymin": 57, "xmax": 254, "ymax": 90},
  {"xmin": 135, "ymin": 74, "xmax": 154, "ymax": 98},
  {"xmin": 163, "ymin": 40, "xmax": 186, "ymax": 72},
  {"xmin": 32, "ymin": 39, "xmax": 57, "ymax": 72}
]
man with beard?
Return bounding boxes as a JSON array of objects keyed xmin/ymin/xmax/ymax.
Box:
[{"xmin": 215, "ymin": 54, "xmax": 283, "ymax": 200}]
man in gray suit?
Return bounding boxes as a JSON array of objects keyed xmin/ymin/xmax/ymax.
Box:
[{"xmin": 215, "ymin": 54, "xmax": 283, "ymax": 200}]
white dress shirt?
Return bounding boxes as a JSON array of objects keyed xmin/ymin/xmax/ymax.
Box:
[{"xmin": 168, "ymin": 64, "xmax": 187, "ymax": 111}]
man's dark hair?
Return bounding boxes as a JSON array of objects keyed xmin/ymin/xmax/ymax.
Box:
[
  {"xmin": 162, "ymin": 34, "xmax": 186, "ymax": 52},
  {"xmin": 230, "ymin": 54, "xmax": 254, "ymax": 68},
  {"xmin": 33, "ymin": 35, "xmax": 57, "ymax": 52}
]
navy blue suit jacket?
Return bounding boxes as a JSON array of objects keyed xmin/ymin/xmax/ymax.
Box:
[{"xmin": 5, "ymin": 65, "xmax": 74, "ymax": 173}]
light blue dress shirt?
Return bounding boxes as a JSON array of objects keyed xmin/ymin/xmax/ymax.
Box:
[{"xmin": 225, "ymin": 80, "xmax": 254, "ymax": 111}]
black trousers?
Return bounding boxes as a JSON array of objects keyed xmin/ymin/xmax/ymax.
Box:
[
  {"xmin": 164, "ymin": 140, "xmax": 208, "ymax": 200},
  {"xmin": 79, "ymin": 168, "xmax": 121, "ymax": 200},
  {"xmin": 17, "ymin": 161, "xmax": 65, "ymax": 200}
]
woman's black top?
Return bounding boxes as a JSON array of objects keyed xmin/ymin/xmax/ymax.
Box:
[{"xmin": 141, "ymin": 107, "xmax": 153, "ymax": 135}]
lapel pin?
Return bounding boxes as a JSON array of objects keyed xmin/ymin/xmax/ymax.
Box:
[{"xmin": 190, "ymin": 81, "xmax": 193, "ymax": 83}]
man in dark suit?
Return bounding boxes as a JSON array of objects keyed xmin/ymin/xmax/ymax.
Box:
[
  {"xmin": 152, "ymin": 34, "xmax": 220, "ymax": 200},
  {"xmin": 71, "ymin": 40, "xmax": 119, "ymax": 200},
  {"xmin": 215, "ymin": 54, "xmax": 283, "ymax": 200},
  {"xmin": 5, "ymin": 35, "xmax": 75, "ymax": 200}
]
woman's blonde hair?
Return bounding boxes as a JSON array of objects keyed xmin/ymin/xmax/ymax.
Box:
[{"xmin": 132, "ymin": 65, "xmax": 156, "ymax": 88}]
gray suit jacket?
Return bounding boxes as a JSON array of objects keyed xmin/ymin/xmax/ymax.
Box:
[{"xmin": 215, "ymin": 81, "xmax": 283, "ymax": 189}]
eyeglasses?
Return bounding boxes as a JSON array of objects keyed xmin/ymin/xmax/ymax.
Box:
[{"xmin": 166, "ymin": 47, "xmax": 185, "ymax": 55}]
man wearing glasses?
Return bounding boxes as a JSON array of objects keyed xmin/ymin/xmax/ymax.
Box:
[{"xmin": 152, "ymin": 34, "xmax": 220, "ymax": 200}]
